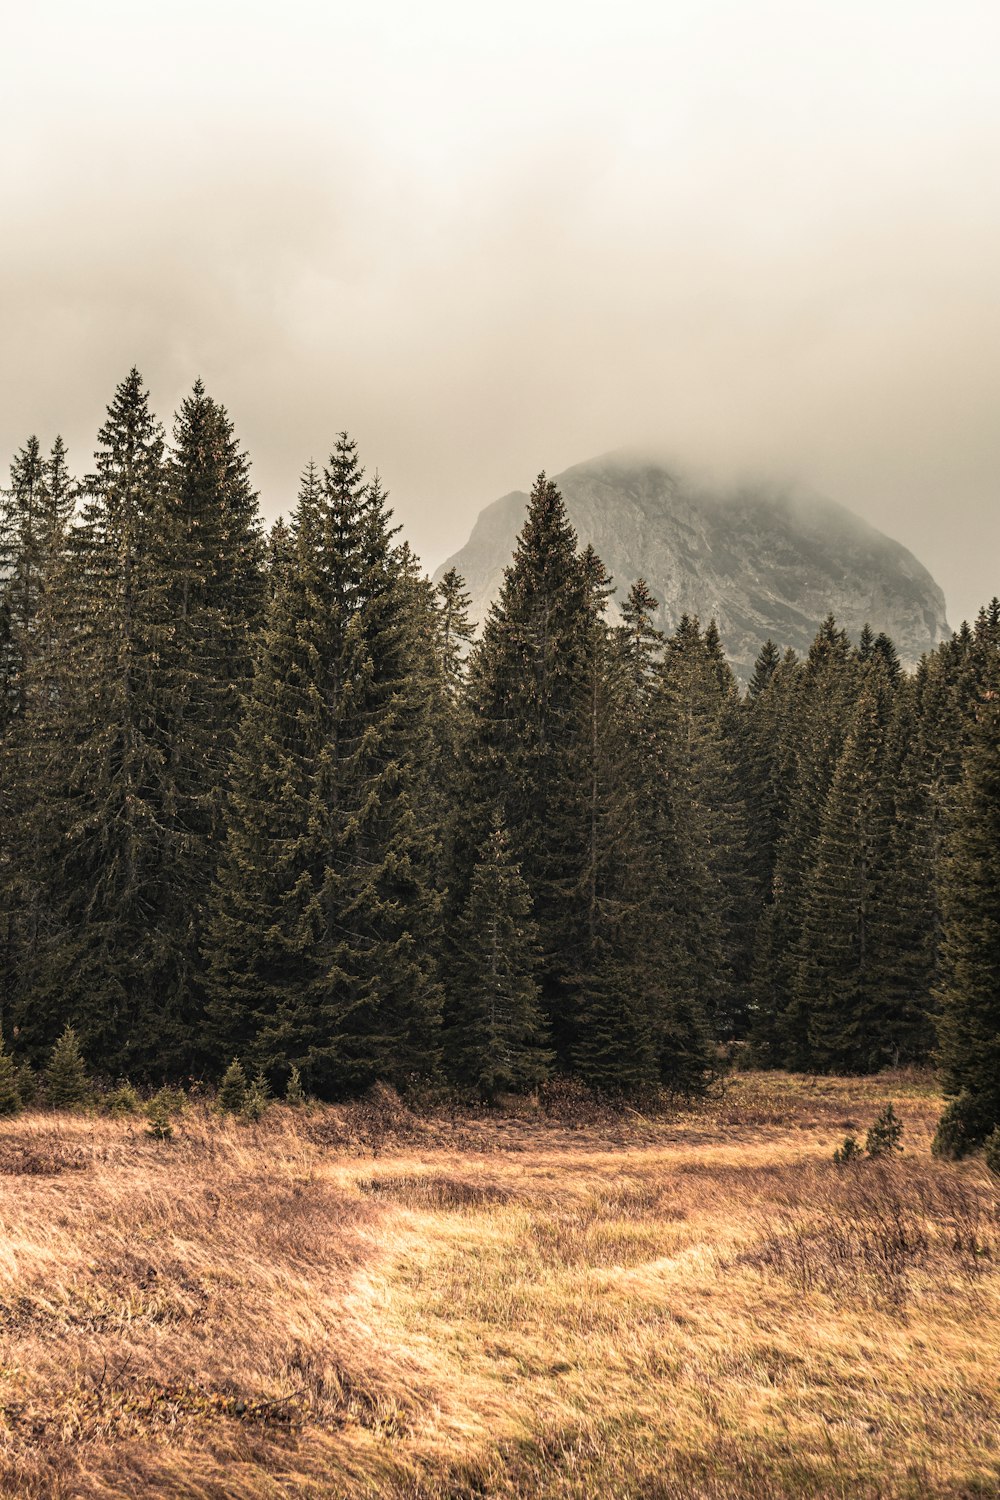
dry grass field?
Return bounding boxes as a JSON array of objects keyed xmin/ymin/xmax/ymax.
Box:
[{"xmin": 0, "ymin": 1073, "xmax": 997, "ymax": 1499}]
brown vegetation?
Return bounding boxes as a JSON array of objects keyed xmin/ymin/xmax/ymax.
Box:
[{"xmin": 0, "ymin": 1074, "xmax": 997, "ymax": 1498}]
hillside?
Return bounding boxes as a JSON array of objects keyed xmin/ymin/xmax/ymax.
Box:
[{"xmin": 437, "ymin": 454, "xmax": 950, "ymax": 677}]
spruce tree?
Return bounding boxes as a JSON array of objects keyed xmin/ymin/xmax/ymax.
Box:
[
  {"xmin": 648, "ymin": 616, "xmax": 749, "ymax": 1040},
  {"xmin": 934, "ymin": 651, "xmax": 1000, "ymax": 1146},
  {"xmin": 217, "ymin": 1058, "xmax": 248, "ymax": 1113},
  {"xmin": 13, "ymin": 371, "xmax": 172, "ymax": 1069},
  {"xmin": 740, "ymin": 644, "xmax": 801, "ymax": 1054},
  {"xmin": 148, "ymin": 380, "xmax": 264, "ymax": 1065},
  {"xmin": 575, "ymin": 586, "xmax": 711, "ymax": 1094},
  {"xmin": 864, "ymin": 674, "xmax": 939, "ymax": 1064},
  {"xmin": 571, "ymin": 555, "xmax": 664, "ymax": 1092},
  {"xmin": 45, "ymin": 1024, "xmax": 90, "ymax": 1108},
  {"xmin": 0, "ymin": 1035, "xmax": 21, "ymax": 1115},
  {"xmin": 457, "ymin": 474, "xmax": 593, "ymax": 1062},
  {"xmin": 0, "ymin": 430, "xmax": 74, "ymax": 742},
  {"xmin": 285, "ymin": 1064, "xmax": 306, "ymax": 1107},
  {"xmin": 445, "ymin": 822, "xmax": 551, "ymax": 1098},
  {"xmin": 436, "ymin": 567, "xmax": 476, "ymax": 699},
  {"xmin": 795, "ymin": 666, "xmax": 897, "ymax": 1071},
  {"xmin": 752, "ymin": 616, "xmax": 859, "ymax": 1066},
  {"xmin": 205, "ymin": 441, "xmax": 443, "ymax": 1096}
]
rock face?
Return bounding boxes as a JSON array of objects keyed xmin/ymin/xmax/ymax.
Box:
[{"xmin": 436, "ymin": 453, "xmax": 950, "ymax": 680}]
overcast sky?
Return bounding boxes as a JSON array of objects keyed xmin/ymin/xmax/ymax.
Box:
[{"xmin": 2, "ymin": 1, "xmax": 999, "ymax": 625}]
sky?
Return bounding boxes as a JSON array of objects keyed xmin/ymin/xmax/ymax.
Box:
[{"xmin": 2, "ymin": 1, "xmax": 999, "ymax": 626}]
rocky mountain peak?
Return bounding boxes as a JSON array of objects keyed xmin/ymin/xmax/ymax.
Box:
[{"xmin": 436, "ymin": 453, "xmax": 950, "ymax": 679}]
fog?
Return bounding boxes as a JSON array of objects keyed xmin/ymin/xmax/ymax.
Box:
[{"xmin": 2, "ymin": 1, "xmax": 999, "ymax": 626}]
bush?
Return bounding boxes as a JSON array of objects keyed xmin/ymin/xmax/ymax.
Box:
[
  {"xmin": 156, "ymin": 1085, "xmax": 188, "ymax": 1116},
  {"xmin": 866, "ymin": 1103, "xmax": 903, "ymax": 1159},
  {"xmin": 45, "ymin": 1025, "xmax": 90, "ymax": 1109},
  {"xmin": 932, "ymin": 1094, "xmax": 977, "ymax": 1160},
  {"xmin": 145, "ymin": 1089, "xmax": 175, "ymax": 1141},
  {"xmin": 218, "ymin": 1059, "xmax": 248, "ymax": 1114},
  {"xmin": 105, "ymin": 1082, "xmax": 141, "ymax": 1115},
  {"xmin": 833, "ymin": 1135, "xmax": 864, "ymax": 1165},
  {"xmin": 984, "ymin": 1127, "xmax": 1000, "ymax": 1178},
  {"xmin": 240, "ymin": 1070, "xmax": 271, "ymax": 1124},
  {"xmin": 0, "ymin": 1039, "xmax": 21, "ymax": 1116},
  {"xmin": 13, "ymin": 1060, "xmax": 37, "ymax": 1107},
  {"xmin": 285, "ymin": 1065, "xmax": 305, "ymax": 1107}
]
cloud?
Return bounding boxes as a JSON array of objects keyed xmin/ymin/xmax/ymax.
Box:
[{"xmin": 2, "ymin": 2, "xmax": 999, "ymax": 625}]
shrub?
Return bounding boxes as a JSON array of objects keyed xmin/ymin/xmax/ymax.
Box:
[
  {"xmin": 866, "ymin": 1103, "xmax": 903, "ymax": 1159},
  {"xmin": 145, "ymin": 1089, "xmax": 175, "ymax": 1140},
  {"xmin": 285, "ymin": 1065, "xmax": 305, "ymax": 1107},
  {"xmin": 240, "ymin": 1070, "xmax": 271, "ymax": 1124},
  {"xmin": 157, "ymin": 1085, "xmax": 188, "ymax": 1116},
  {"xmin": 105, "ymin": 1082, "xmax": 141, "ymax": 1115},
  {"xmin": 932, "ymin": 1094, "xmax": 977, "ymax": 1160},
  {"xmin": 984, "ymin": 1127, "xmax": 1000, "ymax": 1179},
  {"xmin": 833, "ymin": 1135, "xmax": 864, "ymax": 1165},
  {"xmin": 218, "ymin": 1059, "xmax": 248, "ymax": 1114},
  {"xmin": 45, "ymin": 1025, "xmax": 90, "ymax": 1109},
  {"xmin": 13, "ymin": 1060, "xmax": 37, "ymax": 1107}
]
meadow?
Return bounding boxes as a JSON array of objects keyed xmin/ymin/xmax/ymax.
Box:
[{"xmin": 0, "ymin": 1073, "xmax": 997, "ymax": 1499}]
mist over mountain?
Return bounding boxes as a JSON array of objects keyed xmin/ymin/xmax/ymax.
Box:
[{"xmin": 437, "ymin": 454, "xmax": 950, "ymax": 679}]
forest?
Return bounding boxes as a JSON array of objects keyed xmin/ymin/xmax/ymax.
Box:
[{"xmin": 0, "ymin": 370, "xmax": 997, "ymax": 1160}]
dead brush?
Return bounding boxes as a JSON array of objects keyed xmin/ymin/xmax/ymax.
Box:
[
  {"xmin": 739, "ymin": 1158, "xmax": 997, "ymax": 1309},
  {"xmin": 358, "ymin": 1173, "xmax": 512, "ymax": 1210},
  {"xmin": 0, "ymin": 1140, "xmax": 89, "ymax": 1176}
]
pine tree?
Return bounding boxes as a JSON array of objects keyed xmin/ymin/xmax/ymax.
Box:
[
  {"xmin": 741, "ymin": 644, "xmax": 801, "ymax": 1059},
  {"xmin": 0, "ymin": 436, "xmax": 49, "ymax": 728},
  {"xmin": 0, "ymin": 1035, "xmax": 21, "ymax": 1115},
  {"xmin": 205, "ymin": 441, "xmax": 443, "ymax": 1096},
  {"xmin": 266, "ymin": 516, "xmax": 293, "ymax": 595},
  {"xmin": 285, "ymin": 1064, "xmax": 306, "ymax": 1107},
  {"xmin": 217, "ymin": 1058, "xmax": 248, "ymax": 1113},
  {"xmin": 145, "ymin": 1090, "xmax": 175, "ymax": 1140},
  {"xmin": 618, "ymin": 578, "xmax": 664, "ymax": 687},
  {"xmin": 575, "ymin": 586, "xmax": 712, "ymax": 1094},
  {"xmin": 436, "ymin": 567, "xmax": 476, "ymax": 698},
  {"xmin": 795, "ymin": 665, "xmax": 897, "ymax": 1071},
  {"xmin": 444, "ymin": 822, "xmax": 550, "ymax": 1098},
  {"xmin": 147, "ymin": 380, "xmax": 264, "ymax": 1066},
  {"xmin": 934, "ymin": 651, "xmax": 1000, "ymax": 1147},
  {"xmin": 45, "ymin": 1024, "xmax": 90, "ymax": 1108},
  {"xmin": 0, "ymin": 440, "xmax": 80, "ymax": 1042},
  {"xmin": 457, "ymin": 474, "xmax": 593, "ymax": 1063},
  {"xmin": 648, "ymin": 616, "xmax": 748, "ymax": 1040},
  {"xmin": 864, "ymin": 675, "xmax": 939, "ymax": 1064},
  {"xmin": 752, "ymin": 616, "xmax": 859, "ymax": 1066},
  {"xmin": 573, "ymin": 558, "xmax": 670, "ymax": 1093},
  {"xmin": 13, "ymin": 371, "xmax": 172, "ymax": 1070}
]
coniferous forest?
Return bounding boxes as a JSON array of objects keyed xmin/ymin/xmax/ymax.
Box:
[{"xmin": 1, "ymin": 371, "xmax": 998, "ymax": 1157}]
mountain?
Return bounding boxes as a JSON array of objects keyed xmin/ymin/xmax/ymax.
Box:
[{"xmin": 435, "ymin": 454, "xmax": 950, "ymax": 679}]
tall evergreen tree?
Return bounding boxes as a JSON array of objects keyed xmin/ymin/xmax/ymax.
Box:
[
  {"xmin": 649, "ymin": 616, "xmax": 749, "ymax": 1039},
  {"xmin": 934, "ymin": 650, "xmax": 1000, "ymax": 1145},
  {"xmin": 12, "ymin": 371, "xmax": 171, "ymax": 1069},
  {"xmin": 0, "ymin": 437, "xmax": 49, "ymax": 727},
  {"xmin": 436, "ymin": 567, "xmax": 476, "ymax": 699},
  {"xmin": 444, "ymin": 821, "xmax": 551, "ymax": 1098},
  {"xmin": 863, "ymin": 674, "xmax": 939, "ymax": 1064},
  {"xmin": 205, "ymin": 440, "xmax": 443, "ymax": 1096},
  {"xmin": 795, "ymin": 664, "xmax": 897, "ymax": 1071},
  {"xmin": 458, "ymin": 474, "xmax": 593, "ymax": 1062},
  {"xmin": 751, "ymin": 616, "xmax": 859, "ymax": 1066},
  {"xmin": 572, "ymin": 555, "xmax": 663, "ymax": 1093}
]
